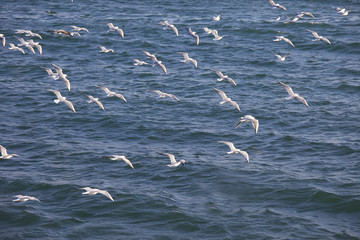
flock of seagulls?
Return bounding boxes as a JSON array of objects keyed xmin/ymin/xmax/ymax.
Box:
[{"xmin": 1, "ymin": 0, "xmax": 350, "ymax": 203}]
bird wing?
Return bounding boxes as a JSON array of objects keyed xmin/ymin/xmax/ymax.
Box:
[
  {"xmin": 95, "ymin": 99, "xmax": 105, "ymax": 111},
  {"xmin": 195, "ymin": 35, "xmax": 199, "ymax": 45},
  {"xmin": 114, "ymin": 93, "xmax": 127, "ymax": 102},
  {"xmin": 211, "ymin": 69, "xmax": 224, "ymax": 78},
  {"xmin": 213, "ymin": 88, "xmax": 227, "ymax": 101},
  {"xmin": 295, "ymin": 95, "xmax": 309, "ymax": 107},
  {"xmin": 167, "ymin": 93, "xmax": 180, "ymax": 101},
  {"xmin": 61, "ymin": 77, "xmax": 71, "ymax": 91},
  {"xmin": 229, "ymin": 100, "xmax": 241, "ymax": 112},
  {"xmin": 123, "ymin": 158, "xmax": 135, "ymax": 169},
  {"xmin": 98, "ymin": 190, "xmax": 114, "ymax": 201},
  {"xmin": 267, "ymin": 0, "xmax": 276, "ymax": 6},
  {"xmin": 63, "ymin": 100, "xmax": 76, "ymax": 113},
  {"xmin": 41, "ymin": 67, "xmax": 55, "ymax": 76},
  {"xmin": 169, "ymin": 25, "xmax": 178, "ymax": 36},
  {"xmin": 250, "ymin": 118, "xmax": 259, "ymax": 134},
  {"xmin": 226, "ymin": 77, "xmax": 237, "ymax": 86},
  {"xmin": 160, "ymin": 153, "xmax": 176, "ymax": 164},
  {"xmin": 51, "ymin": 63, "xmax": 64, "ymax": 75},
  {"xmin": 158, "ymin": 62, "xmax": 167, "ymax": 74},
  {"xmin": 0, "ymin": 145, "xmax": 7, "ymax": 156},
  {"xmin": 107, "ymin": 23, "xmax": 115, "ymax": 29},
  {"xmin": 284, "ymin": 38, "xmax": 295, "ymax": 47},
  {"xmin": 306, "ymin": 29, "xmax": 319, "ymax": 38},
  {"xmin": 190, "ymin": 59, "xmax": 198, "ymax": 68},
  {"xmin": 217, "ymin": 141, "xmax": 236, "ymax": 151},
  {"xmin": 48, "ymin": 89, "xmax": 63, "ymax": 99},
  {"xmin": 95, "ymin": 85, "xmax": 111, "ymax": 94},
  {"xmin": 116, "ymin": 28, "xmax": 124, "ymax": 38},
  {"xmin": 239, "ymin": 150, "xmax": 250, "ymax": 163},
  {"xmin": 279, "ymin": 81, "xmax": 295, "ymax": 96}
]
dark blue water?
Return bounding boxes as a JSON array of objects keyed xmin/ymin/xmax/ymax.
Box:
[{"xmin": 1, "ymin": 0, "xmax": 360, "ymax": 239}]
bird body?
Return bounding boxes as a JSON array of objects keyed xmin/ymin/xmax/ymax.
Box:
[
  {"xmin": 48, "ymin": 89, "xmax": 76, "ymax": 113},
  {"xmin": 306, "ymin": 29, "xmax": 331, "ymax": 44},
  {"xmin": 84, "ymin": 94, "xmax": 105, "ymax": 111},
  {"xmin": 213, "ymin": 88, "xmax": 240, "ymax": 112},
  {"xmin": 159, "ymin": 153, "xmax": 186, "ymax": 167},
  {"xmin": 95, "ymin": 85, "xmax": 127, "ymax": 102},
  {"xmin": 267, "ymin": 0, "xmax": 287, "ymax": 11},
  {"xmin": 13, "ymin": 195, "xmax": 40, "ymax": 202},
  {"xmin": 211, "ymin": 69, "xmax": 237, "ymax": 86},
  {"xmin": 99, "ymin": 46, "xmax": 114, "ymax": 53},
  {"xmin": 0, "ymin": 34, "xmax": 5, "ymax": 47},
  {"xmin": 9, "ymin": 43, "xmax": 25, "ymax": 54},
  {"xmin": 148, "ymin": 90, "xmax": 179, "ymax": 101},
  {"xmin": 107, "ymin": 23, "xmax": 124, "ymax": 38},
  {"xmin": 109, "ymin": 155, "xmax": 134, "ymax": 169},
  {"xmin": 273, "ymin": 36, "xmax": 295, "ymax": 47},
  {"xmin": 177, "ymin": 52, "xmax": 197, "ymax": 68},
  {"xmin": 274, "ymin": 52, "xmax": 290, "ymax": 61}
]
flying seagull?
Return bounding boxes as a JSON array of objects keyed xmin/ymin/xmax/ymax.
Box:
[
  {"xmin": 0, "ymin": 145, "xmax": 19, "ymax": 159},
  {"xmin": 213, "ymin": 14, "xmax": 221, "ymax": 21},
  {"xmin": 159, "ymin": 153, "xmax": 186, "ymax": 167},
  {"xmin": 278, "ymin": 81, "xmax": 309, "ymax": 107},
  {"xmin": 99, "ymin": 46, "xmax": 114, "ymax": 53},
  {"xmin": 108, "ymin": 155, "xmax": 135, "ymax": 169},
  {"xmin": 8, "ymin": 43, "xmax": 25, "ymax": 54},
  {"xmin": 81, "ymin": 187, "xmax": 114, "ymax": 201},
  {"xmin": 107, "ymin": 23, "xmax": 124, "ymax": 38},
  {"xmin": 13, "ymin": 195, "xmax": 40, "ymax": 202},
  {"xmin": 211, "ymin": 69, "xmax": 237, "ymax": 86},
  {"xmin": 51, "ymin": 64, "xmax": 71, "ymax": 91},
  {"xmin": 267, "ymin": 0, "xmax": 287, "ymax": 11},
  {"xmin": 176, "ymin": 52, "xmax": 197, "ymax": 68},
  {"xmin": 48, "ymin": 89, "xmax": 76, "ymax": 113},
  {"xmin": 0, "ymin": 34, "xmax": 5, "ymax": 47},
  {"xmin": 274, "ymin": 52, "xmax": 290, "ymax": 61},
  {"xmin": 186, "ymin": 28, "xmax": 199, "ymax": 45},
  {"xmin": 235, "ymin": 115, "xmax": 259, "ymax": 134},
  {"xmin": 213, "ymin": 88, "xmax": 241, "ymax": 112},
  {"xmin": 94, "ymin": 85, "xmax": 127, "ymax": 102},
  {"xmin": 148, "ymin": 90, "xmax": 180, "ymax": 101},
  {"xmin": 217, "ymin": 141, "xmax": 249, "ymax": 163},
  {"xmin": 84, "ymin": 94, "xmax": 105, "ymax": 111},
  {"xmin": 273, "ymin": 36, "xmax": 295, "ymax": 47},
  {"xmin": 306, "ymin": 29, "xmax": 331, "ymax": 44}
]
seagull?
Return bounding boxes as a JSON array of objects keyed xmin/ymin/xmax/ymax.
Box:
[
  {"xmin": 0, "ymin": 145, "xmax": 19, "ymax": 159},
  {"xmin": 48, "ymin": 89, "xmax": 76, "ymax": 113},
  {"xmin": 15, "ymin": 29, "xmax": 42, "ymax": 39},
  {"xmin": 70, "ymin": 25, "xmax": 89, "ymax": 32},
  {"xmin": 211, "ymin": 69, "xmax": 237, "ymax": 86},
  {"xmin": 141, "ymin": 50, "xmax": 158, "ymax": 63},
  {"xmin": 50, "ymin": 29, "xmax": 73, "ymax": 37},
  {"xmin": 176, "ymin": 52, "xmax": 197, "ymax": 68},
  {"xmin": 84, "ymin": 94, "xmax": 105, "ymax": 111},
  {"xmin": 107, "ymin": 23, "xmax": 124, "ymax": 38},
  {"xmin": 267, "ymin": 0, "xmax": 287, "ymax": 11},
  {"xmin": 159, "ymin": 153, "xmax": 186, "ymax": 167},
  {"xmin": 273, "ymin": 36, "xmax": 295, "ymax": 48},
  {"xmin": 235, "ymin": 115, "xmax": 259, "ymax": 134},
  {"xmin": 13, "ymin": 195, "xmax": 40, "ymax": 202},
  {"xmin": 133, "ymin": 59, "xmax": 151, "ymax": 66},
  {"xmin": 213, "ymin": 14, "xmax": 221, "ymax": 21},
  {"xmin": 8, "ymin": 43, "xmax": 25, "ymax": 54},
  {"xmin": 81, "ymin": 187, "xmax": 114, "ymax": 201},
  {"xmin": 301, "ymin": 12, "xmax": 316, "ymax": 19},
  {"xmin": 287, "ymin": 12, "xmax": 315, "ymax": 23},
  {"xmin": 148, "ymin": 90, "xmax": 180, "ymax": 101},
  {"xmin": 186, "ymin": 28, "xmax": 199, "ymax": 45},
  {"xmin": 108, "ymin": 155, "xmax": 135, "ymax": 169},
  {"xmin": 51, "ymin": 64, "xmax": 71, "ymax": 91},
  {"xmin": 306, "ymin": 29, "xmax": 331, "ymax": 44},
  {"xmin": 0, "ymin": 34, "xmax": 5, "ymax": 47},
  {"xmin": 94, "ymin": 85, "xmax": 127, "ymax": 102},
  {"xmin": 274, "ymin": 52, "xmax": 290, "ymax": 61},
  {"xmin": 213, "ymin": 88, "xmax": 241, "ymax": 112},
  {"xmin": 14, "ymin": 36, "xmax": 36, "ymax": 54},
  {"xmin": 217, "ymin": 141, "xmax": 249, "ymax": 163},
  {"xmin": 336, "ymin": 7, "xmax": 349, "ymax": 16},
  {"xmin": 99, "ymin": 46, "xmax": 114, "ymax": 53},
  {"xmin": 28, "ymin": 39, "xmax": 42, "ymax": 55},
  {"xmin": 278, "ymin": 81, "xmax": 309, "ymax": 107},
  {"xmin": 212, "ymin": 29, "xmax": 225, "ymax": 41}
]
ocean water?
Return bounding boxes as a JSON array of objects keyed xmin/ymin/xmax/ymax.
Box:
[{"xmin": 0, "ymin": 0, "xmax": 360, "ymax": 239}]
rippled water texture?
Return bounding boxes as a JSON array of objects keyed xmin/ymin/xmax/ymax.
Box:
[{"xmin": 0, "ymin": 0, "xmax": 359, "ymax": 239}]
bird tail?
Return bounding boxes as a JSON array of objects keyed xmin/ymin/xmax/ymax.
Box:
[{"xmin": 54, "ymin": 99, "xmax": 60, "ymax": 104}]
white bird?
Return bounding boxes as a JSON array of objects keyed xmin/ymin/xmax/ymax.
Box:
[
  {"xmin": 186, "ymin": 28, "xmax": 199, "ymax": 45},
  {"xmin": 48, "ymin": 89, "xmax": 76, "ymax": 113},
  {"xmin": 50, "ymin": 29, "xmax": 73, "ymax": 37},
  {"xmin": 176, "ymin": 52, "xmax": 197, "ymax": 68},
  {"xmin": 0, "ymin": 34, "xmax": 5, "ymax": 47},
  {"xmin": 133, "ymin": 59, "xmax": 151, "ymax": 66},
  {"xmin": 51, "ymin": 64, "xmax": 71, "ymax": 91},
  {"xmin": 0, "ymin": 145, "xmax": 19, "ymax": 159},
  {"xmin": 41, "ymin": 66, "xmax": 59, "ymax": 80},
  {"xmin": 273, "ymin": 35, "xmax": 295, "ymax": 48},
  {"xmin": 211, "ymin": 69, "xmax": 237, "ymax": 86},
  {"xmin": 108, "ymin": 155, "xmax": 135, "ymax": 169},
  {"xmin": 235, "ymin": 115, "xmax": 259, "ymax": 134},
  {"xmin": 81, "ymin": 187, "xmax": 114, "ymax": 201},
  {"xmin": 213, "ymin": 14, "xmax": 221, "ymax": 21},
  {"xmin": 267, "ymin": 0, "xmax": 287, "ymax": 11},
  {"xmin": 84, "ymin": 94, "xmax": 105, "ymax": 111},
  {"xmin": 15, "ymin": 29, "xmax": 42, "ymax": 39},
  {"xmin": 70, "ymin": 25, "xmax": 89, "ymax": 32},
  {"xmin": 14, "ymin": 36, "xmax": 36, "ymax": 54},
  {"xmin": 99, "ymin": 46, "xmax": 114, "ymax": 53},
  {"xmin": 211, "ymin": 29, "xmax": 225, "ymax": 41},
  {"xmin": 168, "ymin": 24, "xmax": 178, "ymax": 36},
  {"xmin": 278, "ymin": 81, "xmax": 309, "ymax": 107},
  {"xmin": 336, "ymin": 7, "xmax": 349, "ymax": 16},
  {"xmin": 28, "ymin": 39, "xmax": 42, "ymax": 55},
  {"xmin": 217, "ymin": 141, "xmax": 249, "ymax": 163},
  {"xmin": 159, "ymin": 153, "xmax": 186, "ymax": 167},
  {"xmin": 148, "ymin": 90, "xmax": 180, "ymax": 101},
  {"xmin": 94, "ymin": 85, "xmax": 127, "ymax": 102},
  {"xmin": 306, "ymin": 29, "xmax": 331, "ymax": 44},
  {"xmin": 8, "ymin": 43, "xmax": 25, "ymax": 54},
  {"xmin": 107, "ymin": 23, "xmax": 124, "ymax": 38},
  {"xmin": 213, "ymin": 88, "xmax": 241, "ymax": 112},
  {"xmin": 274, "ymin": 52, "xmax": 290, "ymax": 61},
  {"xmin": 141, "ymin": 50, "xmax": 158, "ymax": 63},
  {"xmin": 203, "ymin": 27, "xmax": 213, "ymax": 34},
  {"xmin": 13, "ymin": 195, "xmax": 40, "ymax": 202}
]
